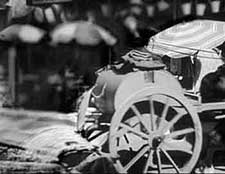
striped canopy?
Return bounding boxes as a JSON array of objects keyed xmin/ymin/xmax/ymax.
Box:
[{"xmin": 146, "ymin": 19, "xmax": 225, "ymax": 58}]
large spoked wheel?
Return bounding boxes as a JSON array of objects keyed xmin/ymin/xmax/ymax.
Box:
[
  {"xmin": 77, "ymin": 88, "xmax": 93, "ymax": 131},
  {"xmin": 109, "ymin": 87, "xmax": 202, "ymax": 174}
]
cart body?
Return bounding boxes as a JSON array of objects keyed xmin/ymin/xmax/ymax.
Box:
[{"xmin": 92, "ymin": 68, "xmax": 183, "ymax": 114}]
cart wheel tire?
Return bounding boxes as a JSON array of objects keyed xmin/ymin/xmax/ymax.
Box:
[
  {"xmin": 109, "ymin": 87, "xmax": 202, "ymax": 174},
  {"xmin": 77, "ymin": 88, "xmax": 93, "ymax": 131}
]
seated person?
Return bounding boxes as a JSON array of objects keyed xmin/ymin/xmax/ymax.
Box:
[{"xmin": 200, "ymin": 64, "xmax": 225, "ymax": 103}]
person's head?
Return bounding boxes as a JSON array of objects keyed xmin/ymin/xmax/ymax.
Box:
[
  {"xmin": 123, "ymin": 15, "xmax": 138, "ymax": 34},
  {"xmin": 215, "ymin": 64, "xmax": 225, "ymax": 92}
]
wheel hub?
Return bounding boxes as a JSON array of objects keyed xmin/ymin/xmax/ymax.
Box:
[
  {"xmin": 152, "ymin": 136, "xmax": 163, "ymax": 148},
  {"xmin": 148, "ymin": 135, "xmax": 163, "ymax": 149}
]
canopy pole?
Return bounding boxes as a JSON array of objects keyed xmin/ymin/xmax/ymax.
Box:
[
  {"xmin": 172, "ymin": 0, "xmax": 177, "ymax": 21},
  {"xmin": 8, "ymin": 46, "xmax": 16, "ymax": 105}
]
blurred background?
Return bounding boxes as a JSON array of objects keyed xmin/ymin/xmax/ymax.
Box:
[{"xmin": 0, "ymin": 0, "xmax": 224, "ymax": 112}]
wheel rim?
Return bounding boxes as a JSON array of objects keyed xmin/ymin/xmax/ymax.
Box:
[
  {"xmin": 109, "ymin": 87, "xmax": 202, "ymax": 174},
  {"xmin": 77, "ymin": 88, "xmax": 93, "ymax": 131}
]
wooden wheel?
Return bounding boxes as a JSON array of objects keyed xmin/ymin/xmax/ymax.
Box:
[
  {"xmin": 109, "ymin": 87, "xmax": 202, "ymax": 174},
  {"xmin": 77, "ymin": 88, "xmax": 93, "ymax": 132},
  {"xmin": 76, "ymin": 88, "xmax": 105, "ymax": 145}
]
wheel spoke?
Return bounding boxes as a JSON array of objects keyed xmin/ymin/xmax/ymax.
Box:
[
  {"xmin": 172, "ymin": 107, "xmax": 187, "ymax": 116},
  {"xmin": 156, "ymin": 149, "xmax": 162, "ymax": 173},
  {"xmin": 115, "ymin": 160, "xmax": 126, "ymax": 173},
  {"xmin": 160, "ymin": 148, "xmax": 180, "ymax": 174},
  {"xmin": 119, "ymin": 123, "xmax": 149, "ymax": 139},
  {"xmin": 162, "ymin": 113, "xmax": 184, "ymax": 134},
  {"xmin": 115, "ymin": 127, "xmax": 129, "ymax": 138},
  {"xmin": 131, "ymin": 105, "xmax": 151, "ymax": 133},
  {"xmin": 160, "ymin": 138, "xmax": 193, "ymax": 155},
  {"xmin": 167, "ymin": 128, "xmax": 195, "ymax": 139},
  {"xmin": 124, "ymin": 146, "xmax": 149, "ymax": 171},
  {"xmin": 143, "ymin": 149, "xmax": 154, "ymax": 173},
  {"xmin": 149, "ymin": 96, "xmax": 155, "ymax": 131},
  {"xmin": 158, "ymin": 97, "xmax": 170, "ymax": 130}
]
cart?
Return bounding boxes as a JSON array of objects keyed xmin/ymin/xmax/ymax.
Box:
[{"xmin": 76, "ymin": 43, "xmax": 225, "ymax": 173}]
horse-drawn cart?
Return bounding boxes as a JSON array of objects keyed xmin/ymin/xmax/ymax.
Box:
[{"xmin": 76, "ymin": 20, "xmax": 225, "ymax": 173}]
